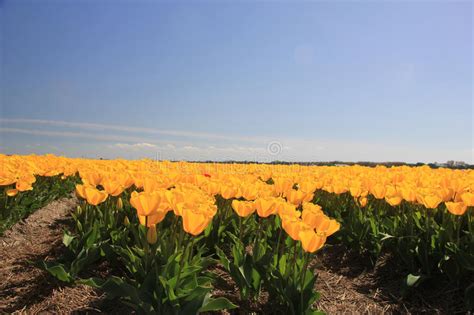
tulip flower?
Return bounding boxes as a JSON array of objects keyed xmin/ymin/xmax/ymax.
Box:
[
  {"xmin": 285, "ymin": 189, "xmax": 306, "ymax": 206},
  {"xmin": 102, "ymin": 179, "xmax": 125, "ymax": 197},
  {"xmin": 130, "ymin": 191, "xmax": 162, "ymax": 216},
  {"xmin": 84, "ymin": 186, "xmax": 108, "ymax": 206},
  {"xmin": 371, "ymin": 183, "xmax": 386, "ymax": 199},
  {"xmin": 16, "ymin": 180, "xmax": 33, "ymax": 192},
  {"xmin": 80, "ymin": 172, "xmax": 102, "ymax": 186},
  {"xmin": 385, "ymin": 196, "xmax": 402, "ymax": 207},
  {"xmin": 400, "ymin": 186, "xmax": 417, "ymax": 203},
  {"xmin": 358, "ymin": 197, "xmax": 368, "ymax": 207},
  {"xmin": 299, "ymin": 230, "xmax": 326, "ymax": 253},
  {"xmin": 445, "ymin": 201, "xmax": 468, "ymax": 216},
  {"xmin": 6, "ymin": 188, "xmax": 18, "ymax": 197},
  {"xmin": 240, "ymin": 185, "xmax": 259, "ymax": 200},
  {"xmin": 278, "ymin": 202, "xmax": 299, "ymax": 219},
  {"xmin": 231, "ymin": 200, "xmax": 256, "ymax": 217},
  {"xmin": 421, "ymin": 194, "xmax": 443, "ymax": 209},
  {"xmin": 313, "ymin": 215, "xmax": 340, "ymax": 237},
  {"xmin": 182, "ymin": 207, "xmax": 211, "ymax": 236},
  {"xmin": 350, "ymin": 185, "xmax": 363, "ymax": 198},
  {"xmin": 254, "ymin": 198, "xmax": 277, "ymax": 218},
  {"xmin": 123, "ymin": 216, "xmax": 130, "ymax": 226},
  {"xmin": 221, "ymin": 185, "xmax": 238, "ymax": 199},
  {"xmin": 116, "ymin": 197, "xmax": 123, "ymax": 210},
  {"xmin": 146, "ymin": 225, "xmax": 158, "ymax": 245},
  {"xmin": 282, "ymin": 218, "xmax": 305, "ymax": 241},
  {"xmin": 461, "ymin": 192, "xmax": 474, "ymax": 207},
  {"xmin": 76, "ymin": 184, "xmax": 87, "ymax": 199},
  {"xmin": 332, "ymin": 184, "xmax": 347, "ymax": 195}
]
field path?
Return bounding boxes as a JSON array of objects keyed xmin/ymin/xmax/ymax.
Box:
[{"xmin": 0, "ymin": 196, "xmax": 103, "ymax": 313}]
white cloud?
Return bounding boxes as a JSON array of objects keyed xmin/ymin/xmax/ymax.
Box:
[
  {"xmin": 110, "ymin": 142, "xmax": 158, "ymax": 149},
  {"xmin": 1, "ymin": 119, "xmax": 472, "ymax": 164},
  {"xmin": 182, "ymin": 145, "xmax": 199, "ymax": 151},
  {"xmin": 0, "ymin": 118, "xmax": 263, "ymax": 143}
]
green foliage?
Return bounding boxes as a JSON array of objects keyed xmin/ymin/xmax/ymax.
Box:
[
  {"xmin": 0, "ymin": 175, "xmax": 78, "ymax": 234},
  {"xmin": 315, "ymin": 190, "xmax": 473, "ymax": 310}
]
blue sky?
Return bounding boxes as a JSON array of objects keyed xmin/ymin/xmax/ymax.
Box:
[{"xmin": 0, "ymin": 0, "xmax": 472, "ymax": 163}]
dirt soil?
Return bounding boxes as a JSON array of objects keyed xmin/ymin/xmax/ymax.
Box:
[{"xmin": 0, "ymin": 198, "xmax": 469, "ymax": 314}]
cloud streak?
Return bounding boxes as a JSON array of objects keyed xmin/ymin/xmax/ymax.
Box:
[
  {"xmin": 1, "ymin": 118, "xmax": 472, "ymax": 163},
  {"xmin": 0, "ymin": 118, "xmax": 266, "ymax": 143}
]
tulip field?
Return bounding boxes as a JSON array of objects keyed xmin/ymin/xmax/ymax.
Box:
[{"xmin": 1, "ymin": 153, "xmax": 473, "ymax": 313}]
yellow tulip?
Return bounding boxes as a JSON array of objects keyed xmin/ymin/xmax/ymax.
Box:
[
  {"xmin": 16, "ymin": 180, "xmax": 33, "ymax": 192},
  {"xmin": 461, "ymin": 192, "xmax": 474, "ymax": 207},
  {"xmin": 350, "ymin": 185, "xmax": 363, "ymax": 198},
  {"xmin": 84, "ymin": 186, "xmax": 108, "ymax": 206},
  {"xmin": 254, "ymin": 198, "xmax": 277, "ymax": 218},
  {"xmin": 102, "ymin": 179, "xmax": 124, "ymax": 196},
  {"xmin": 220, "ymin": 185, "xmax": 238, "ymax": 199},
  {"xmin": 146, "ymin": 225, "xmax": 158, "ymax": 245},
  {"xmin": 240, "ymin": 185, "xmax": 259, "ymax": 200},
  {"xmin": 400, "ymin": 186, "xmax": 417, "ymax": 203},
  {"xmin": 81, "ymin": 172, "xmax": 102, "ymax": 186},
  {"xmin": 285, "ymin": 189, "xmax": 306, "ymax": 206},
  {"xmin": 358, "ymin": 196, "xmax": 368, "ymax": 208},
  {"xmin": 385, "ymin": 196, "xmax": 402, "ymax": 207},
  {"xmin": 332, "ymin": 184, "xmax": 347, "ymax": 195},
  {"xmin": 278, "ymin": 202, "xmax": 299, "ymax": 219},
  {"xmin": 116, "ymin": 197, "xmax": 123, "ymax": 210},
  {"xmin": 143, "ymin": 178, "xmax": 163, "ymax": 192},
  {"xmin": 231, "ymin": 200, "xmax": 256, "ymax": 217},
  {"xmin": 75, "ymin": 184, "xmax": 87, "ymax": 199},
  {"xmin": 299, "ymin": 230, "xmax": 326, "ymax": 253},
  {"xmin": 0, "ymin": 177, "xmax": 16, "ymax": 186},
  {"xmin": 130, "ymin": 191, "xmax": 162, "ymax": 216},
  {"xmin": 445, "ymin": 202, "xmax": 468, "ymax": 216},
  {"xmin": 313, "ymin": 215, "xmax": 340, "ymax": 237},
  {"xmin": 371, "ymin": 183, "xmax": 386, "ymax": 199},
  {"xmin": 182, "ymin": 208, "xmax": 210, "ymax": 236},
  {"xmin": 282, "ymin": 218, "xmax": 305, "ymax": 241},
  {"xmin": 273, "ymin": 179, "xmax": 294, "ymax": 195},
  {"xmin": 298, "ymin": 181, "xmax": 317, "ymax": 194},
  {"xmin": 6, "ymin": 188, "xmax": 18, "ymax": 197},
  {"xmin": 421, "ymin": 194, "xmax": 442, "ymax": 209},
  {"xmin": 123, "ymin": 216, "xmax": 130, "ymax": 226}
]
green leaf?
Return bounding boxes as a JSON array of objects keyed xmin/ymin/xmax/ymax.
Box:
[
  {"xmin": 380, "ymin": 233, "xmax": 394, "ymax": 241},
  {"xmin": 198, "ymin": 297, "xmax": 238, "ymax": 312},
  {"xmin": 214, "ymin": 246, "xmax": 230, "ymax": 271},
  {"xmin": 251, "ymin": 268, "xmax": 261, "ymax": 291},
  {"xmin": 70, "ymin": 245, "xmax": 100, "ymax": 276},
  {"xmin": 279, "ymin": 254, "xmax": 287, "ymax": 275},
  {"xmin": 406, "ymin": 274, "xmax": 421, "ymax": 287},
  {"xmin": 62, "ymin": 231, "xmax": 75, "ymax": 247},
  {"xmin": 42, "ymin": 261, "xmax": 73, "ymax": 283},
  {"xmin": 79, "ymin": 276, "xmax": 141, "ymax": 302}
]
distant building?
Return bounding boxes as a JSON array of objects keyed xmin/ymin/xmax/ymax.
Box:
[{"xmin": 446, "ymin": 160, "xmax": 466, "ymax": 167}]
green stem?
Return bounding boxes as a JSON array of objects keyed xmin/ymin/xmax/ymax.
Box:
[
  {"xmin": 291, "ymin": 240, "xmax": 298, "ymax": 279},
  {"xmin": 176, "ymin": 235, "xmax": 189, "ymax": 289},
  {"xmin": 425, "ymin": 210, "xmax": 431, "ymax": 276},
  {"xmin": 456, "ymin": 215, "xmax": 461, "ymax": 248},
  {"xmin": 188, "ymin": 237, "xmax": 195, "ymax": 264},
  {"xmin": 300, "ymin": 252, "xmax": 310, "ymax": 312},
  {"xmin": 144, "ymin": 216, "xmax": 149, "ymax": 272},
  {"xmin": 176, "ymin": 219, "xmax": 184, "ymax": 252},
  {"xmin": 239, "ymin": 215, "xmax": 243, "ymax": 243},
  {"xmin": 274, "ymin": 221, "xmax": 283, "ymax": 267}
]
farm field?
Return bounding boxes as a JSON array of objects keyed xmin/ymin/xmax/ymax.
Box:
[{"xmin": 0, "ymin": 154, "xmax": 473, "ymax": 314}]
